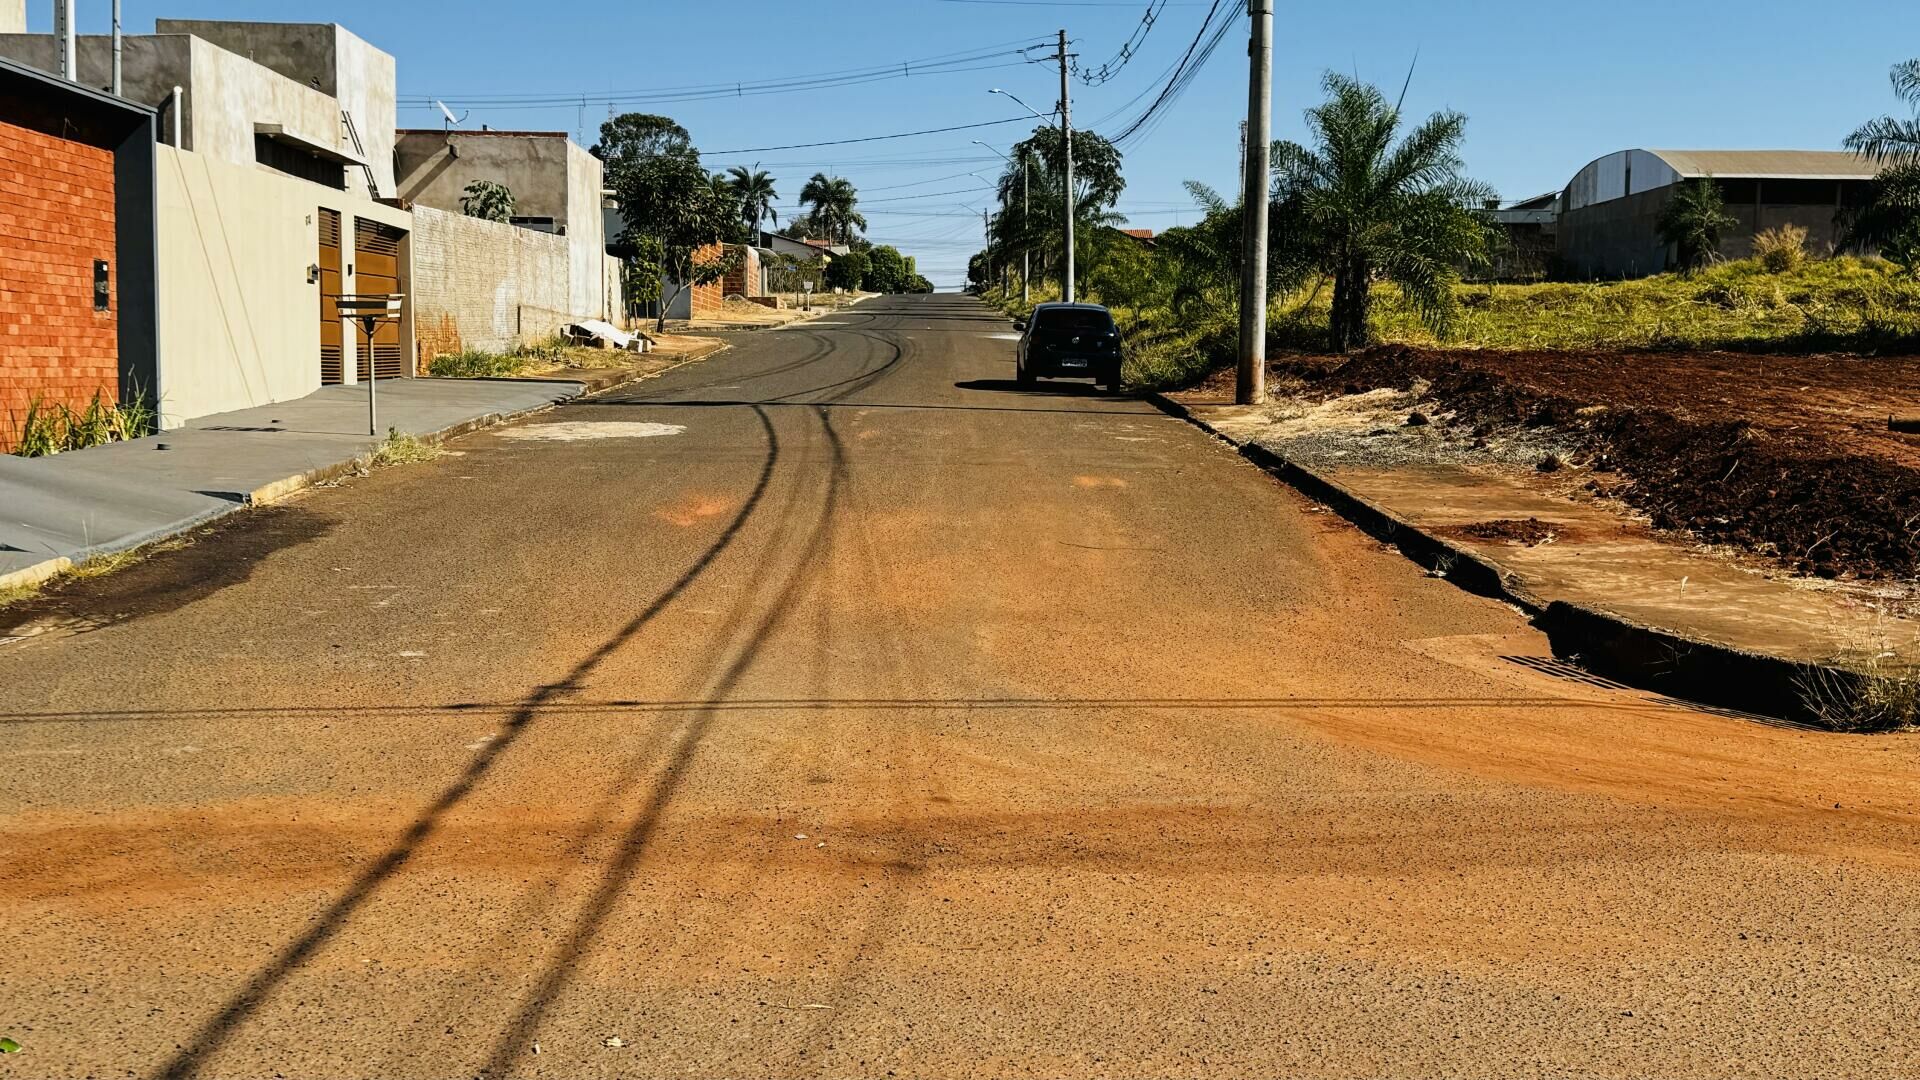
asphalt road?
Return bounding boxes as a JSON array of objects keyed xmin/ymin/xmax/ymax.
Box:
[{"xmin": 3, "ymin": 294, "xmax": 1918, "ymax": 1079}]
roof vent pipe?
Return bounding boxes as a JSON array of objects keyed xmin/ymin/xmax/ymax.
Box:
[{"xmin": 171, "ymin": 86, "xmax": 183, "ymax": 147}]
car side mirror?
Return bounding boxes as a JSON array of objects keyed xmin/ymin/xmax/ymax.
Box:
[{"xmin": 1013, "ymin": 318, "xmax": 1028, "ymax": 331}]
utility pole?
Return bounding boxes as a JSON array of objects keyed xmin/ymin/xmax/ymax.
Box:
[
  {"xmin": 1020, "ymin": 149, "xmax": 1030, "ymax": 305},
  {"xmin": 112, "ymin": 0, "xmax": 123, "ymax": 96},
  {"xmin": 53, "ymin": 0, "xmax": 75, "ymax": 83},
  {"xmin": 1058, "ymin": 28, "xmax": 1076, "ymax": 304},
  {"xmin": 1236, "ymin": 0, "xmax": 1272, "ymax": 405}
]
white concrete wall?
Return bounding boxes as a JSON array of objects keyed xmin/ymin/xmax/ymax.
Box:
[
  {"xmin": 566, "ymin": 140, "xmax": 608, "ymax": 318},
  {"xmin": 602, "ymin": 254, "xmax": 626, "ymax": 328},
  {"xmin": 411, "ymin": 205, "xmax": 573, "ymax": 357},
  {"xmin": 155, "ymin": 144, "xmax": 413, "ymax": 426},
  {"xmin": 185, "ymin": 36, "xmax": 341, "ymax": 173},
  {"xmin": 330, "ymin": 26, "xmax": 396, "ymax": 196},
  {"xmin": 0, "ymin": 1, "xmax": 24, "ymax": 34}
]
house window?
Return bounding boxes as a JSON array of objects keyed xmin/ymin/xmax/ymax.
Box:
[{"xmin": 254, "ymin": 134, "xmax": 345, "ymax": 189}]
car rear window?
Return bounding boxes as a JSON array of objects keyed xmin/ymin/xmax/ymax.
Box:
[{"xmin": 1034, "ymin": 309, "xmax": 1115, "ymax": 333}]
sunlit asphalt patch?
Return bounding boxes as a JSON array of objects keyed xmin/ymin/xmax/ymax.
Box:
[{"xmin": 498, "ymin": 421, "xmax": 687, "ymax": 442}]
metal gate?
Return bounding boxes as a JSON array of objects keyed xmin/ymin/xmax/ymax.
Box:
[
  {"xmin": 318, "ymin": 209, "xmax": 343, "ymax": 385},
  {"xmin": 353, "ymin": 220, "xmax": 407, "ymax": 380}
]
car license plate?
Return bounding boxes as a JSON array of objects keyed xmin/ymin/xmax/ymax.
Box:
[{"xmin": 1060, "ymin": 358, "xmax": 1088, "ymax": 368}]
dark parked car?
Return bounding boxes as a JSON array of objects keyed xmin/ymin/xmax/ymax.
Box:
[{"xmin": 1014, "ymin": 302, "xmax": 1122, "ymax": 391}]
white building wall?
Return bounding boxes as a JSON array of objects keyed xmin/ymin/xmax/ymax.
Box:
[
  {"xmin": 330, "ymin": 26, "xmax": 396, "ymax": 196},
  {"xmin": 565, "ymin": 141, "xmax": 608, "ymax": 318},
  {"xmin": 154, "ymin": 144, "xmax": 414, "ymax": 426},
  {"xmin": 184, "ymin": 36, "xmax": 341, "ymax": 172}
]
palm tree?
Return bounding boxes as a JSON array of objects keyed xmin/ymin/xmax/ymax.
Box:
[
  {"xmin": 1656, "ymin": 178, "xmax": 1738, "ymax": 273},
  {"xmin": 800, "ymin": 173, "xmax": 864, "ymax": 245},
  {"xmin": 728, "ymin": 166, "xmax": 779, "ymax": 242},
  {"xmin": 1844, "ymin": 59, "xmax": 1920, "ymax": 271},
  {"xmin": 1270, "ymin": 72, "xmax": 1494, "ymax": 352}
]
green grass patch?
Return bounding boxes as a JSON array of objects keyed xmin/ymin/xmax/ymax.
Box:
[
  {"xmin": 1329, "ymin": 256, "xmax": 1920, "ymax": 353},
  {"xmin": 425, "ymin": 334, "xmax": 572, "ymax": 379}
]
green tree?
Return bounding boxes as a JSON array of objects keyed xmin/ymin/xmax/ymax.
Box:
[
  {"xmin": 613, "ymin": 150, "xmax": 737, "ymax": 331},
  {"xmin": 459, "ymin": 179, "xmax": 514, "ymax": 223},
  {"xmin": 727, "ymin": 166, "xmax": 780, "ymax": 242},
  {"xmin": 592, "ymin": 113, "xmax": 693, "ymax": 176},
  {"xmin": 799, "ymin": 173, "xmax": 866, "ymax": 245},
  {"xmin": 864, "ymin": 245, "xmax": 912, "ymax": 293},
  {"xmin": 989, "ymin": 127, "xmax": 1128, "ymax": 287},
  {"xmin": 1656, "ymin": 178, "xmax": 1738, "ymax": 273},
  {"xmin": 825, "ymin": 250, "xmax": 869, "ymax": 291},
  {"xmin": 1271, "ymin": 72, "xmax": 1494, "ymax": 351},
  {"xmin": 1844, "ymin": 59, "xmax": 1920, "ymax": 272}
]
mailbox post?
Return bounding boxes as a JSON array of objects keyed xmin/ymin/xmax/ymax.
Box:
[{"xmin": 332, "ymin": 293, "xmax": 403, "ymax": 436}]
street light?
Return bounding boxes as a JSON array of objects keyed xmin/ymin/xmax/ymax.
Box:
[
  {"xmin": 967, "ymin": 172, "xmax": 1007, "ymax": 299},
  {"xmin": 992, "ymin": 87, "xmax": 1072, "ymax": 302},
  {"xmin": 973, "ymin": 139, "xmax": 1030, "ymax": 305}
]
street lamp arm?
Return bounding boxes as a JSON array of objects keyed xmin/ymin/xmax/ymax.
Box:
[{"xmin": 988, "ymin": 88, "xmax": 1054, "ymax": 125}]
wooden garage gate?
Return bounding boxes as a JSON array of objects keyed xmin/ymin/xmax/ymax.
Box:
[{"xmin": 353, "ymin": 219, "xmax": 407, "ymax": 380}]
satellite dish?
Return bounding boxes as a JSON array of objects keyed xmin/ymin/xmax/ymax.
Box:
[{"xmin": 435, "ymin": 100, "xmax": 460, "ymax": 128}]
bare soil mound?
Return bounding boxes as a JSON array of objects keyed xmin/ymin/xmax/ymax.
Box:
[{"xmin": 1299, "ymin": 347, "xmax": 1920, "ymax": 581}]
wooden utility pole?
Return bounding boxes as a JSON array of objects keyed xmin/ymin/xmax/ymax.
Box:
[{"xmin": 1236, "ymin": 1, "xmax": 1272, "ymax": 405}]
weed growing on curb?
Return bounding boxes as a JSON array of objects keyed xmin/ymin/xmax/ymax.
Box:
[
  {"xmin": 1796, "ymin": 653, "xmax": 1920, "ymax": 733},
  {"xmin": 370, "ymin": 428, "xmax": 444, "ymax": 468}
]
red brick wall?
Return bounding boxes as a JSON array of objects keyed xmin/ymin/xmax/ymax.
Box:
[{"xmin": 0, "ymin": 118, "xmax": 118, "ymax": 451}]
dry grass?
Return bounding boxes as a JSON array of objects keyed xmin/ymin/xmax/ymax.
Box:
[{"xmin": 369, "ymin": 429, "xmax": 444, "ymax": 468}]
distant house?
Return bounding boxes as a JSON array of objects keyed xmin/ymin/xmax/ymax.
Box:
[
  {"xmin": 394, "ymin": 128, "xmax": 620, "ymax": 357},
  {"xmin": 1553, "ymin": 149, "xmax": 1879, "ymax": 278}
]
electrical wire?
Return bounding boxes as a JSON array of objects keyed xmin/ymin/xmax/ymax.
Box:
[
  {"xmin": 1100, "ymin": 0, "xmax": 1235, "ymax": 149},
  {"xmin": 402, "ymin": 36, "xmax": 1052, "ymax": 111},
  {"xmin": 709, "ymin": 117, "xmax": 1033, "ymax": 155},
  {"xmin": 1072, "ymin": 0, "xmax": 1166, "ymax": 85}
]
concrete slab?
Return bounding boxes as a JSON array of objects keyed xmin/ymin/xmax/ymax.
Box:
[{"xmin": 1, "ymin": 379, "xmax": 582, "ymax": 583}]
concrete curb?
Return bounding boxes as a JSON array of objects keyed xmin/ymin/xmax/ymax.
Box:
[{"xmin": 1145, "ymin": 390, "xmax": 1859, "ymax": 727}]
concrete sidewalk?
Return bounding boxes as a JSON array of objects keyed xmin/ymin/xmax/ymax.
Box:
[{"xmin": 1, "ymin": 378, "xmax": 582, "ymax": 588}]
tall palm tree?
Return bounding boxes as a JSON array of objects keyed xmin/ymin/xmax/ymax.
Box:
[
  {"xmin": 800, "ymin": 173, "xmax": 864, "ymax": 245},
  {"xmin": 1844, "ymin": 58, "xmax": 1920, "ymax": 271},
  {"xmin": 1271, "ymin": 72, "xmax": 1494, "ymax": 352},
  {"xmin": 728, "ymin": 166, "xmax": 779, "ymax": 242}
]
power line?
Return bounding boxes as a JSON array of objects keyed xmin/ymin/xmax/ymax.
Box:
[
  {"xmin": 1101, "ymin": 0, "xmax": 1236, "ymax": 149},
  {"xmin": 1072, "ymin": 0, "xmax": 1167, "ymax": 86},
  {"xmin": 402, "ymin": 37, "xmax": 1052, "ymax": 111},
  {"xmin": 710, "ymin": 117, "xmax": 1033, "ymax": 155}
]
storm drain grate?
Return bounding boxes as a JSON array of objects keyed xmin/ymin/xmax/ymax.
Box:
[
  {"xmin": 1502, "ymin": 655, "xmax": 1796, "ymax": 726},
  {"xmin": 1501, "ymin": 655, "xmax": 1637, "ymax": 690}
]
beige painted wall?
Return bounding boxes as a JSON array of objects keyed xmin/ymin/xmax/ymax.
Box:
[
  {"xmin": 0, "ymin": 1, "xmax": 24, "ymax": 34},
  {"xmin": 155, "ymin": 144, "xmax": 413, "ymax": 426}
]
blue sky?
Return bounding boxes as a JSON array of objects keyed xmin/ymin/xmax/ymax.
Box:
[{"xmin": 41, "ymin": 1, "xmax": 1917, "ymax": 287}]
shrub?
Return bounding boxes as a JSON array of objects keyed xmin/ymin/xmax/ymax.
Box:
[
  {"xmin": 1752, "ymin": 224, "xmax": 1808, "ymax": 273},
  {"xmin": 427, "ymin": 348, "xmax": 527, "ymax": 378},
  {"xmin": 10, "ymin": 388, "xmax": 155, "ymax": 457}
]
